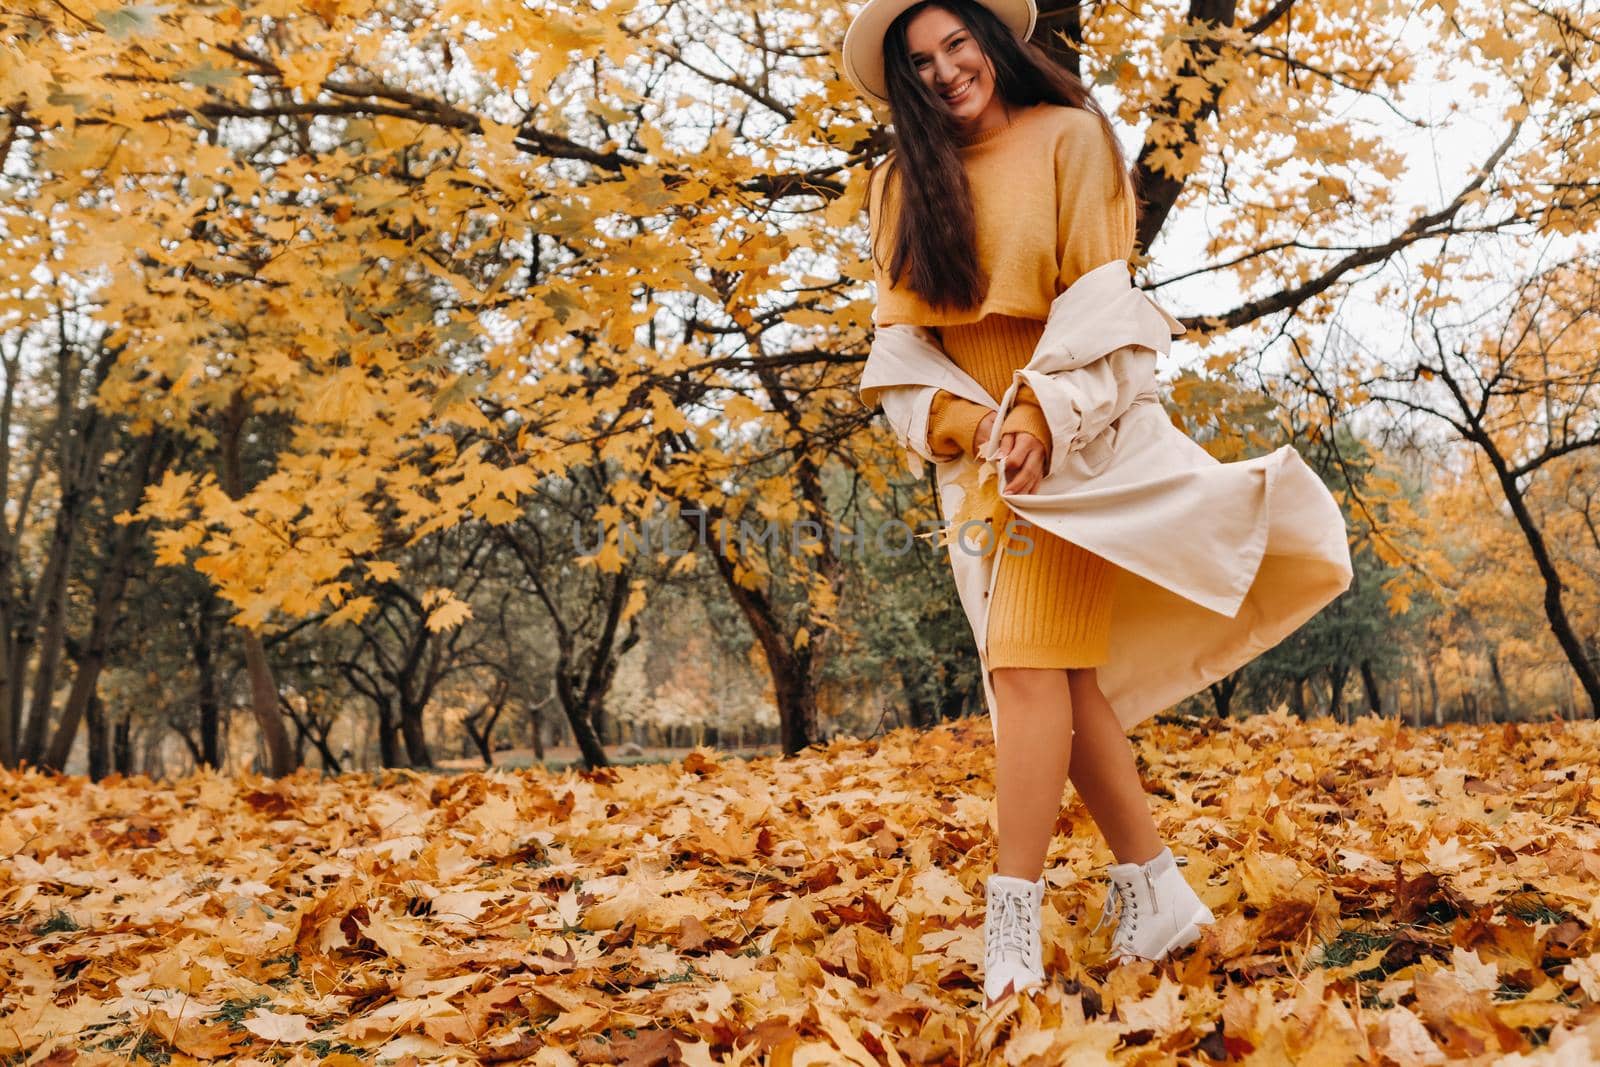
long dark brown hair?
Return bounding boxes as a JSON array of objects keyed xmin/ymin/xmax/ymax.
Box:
[{"xmin": 868, "ymin": 0, "xmax": 1137, "ymax": 311}]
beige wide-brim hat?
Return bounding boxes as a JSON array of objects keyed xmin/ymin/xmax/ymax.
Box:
[{"xmin": 841, "ymin": 0, "xmax": 1037, "ymax": 107}]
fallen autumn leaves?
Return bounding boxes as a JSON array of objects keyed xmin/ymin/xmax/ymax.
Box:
[{"xmin": 3, "ymin": 709, "xmax": 1600, "ymax": 1065}]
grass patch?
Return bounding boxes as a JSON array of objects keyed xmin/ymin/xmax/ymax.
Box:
[
  {"xmin": 1312, "ymin": 928, "xmax": 1395, "ymax": 980},
  {"xmin": 261, "ymin": 951, "xmax": 301, "ymax": 987},
  {"xmin": 209, "ymin": 994, "xmax": 273, "ymax": 1030},
  {"xmin": 31, "ymin": 909, "xmax": 79, "ymax": 935},
  {"xmin": 655, "ymin": 965, "xmax": 701, "ymax": 985},
  {"xmin": 1501, "ymin": 898, "xmax": 1570, "ymax": 925},
  {"xmin": 307, "ymin": 1038, "xmax": 370, "ymax": 1058},
  {"xmin": 92, "ymin": 1029, "xmax": 172, "ymax": 1065}
]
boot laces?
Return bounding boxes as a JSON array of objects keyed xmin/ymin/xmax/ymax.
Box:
[
  {"xmin": 987, "ymin": 885, "xmax": 1036, "ymax": 958},
  {"xmin": 1091, "ymin": 876, "xmax": 1141, "ymax": 950}
]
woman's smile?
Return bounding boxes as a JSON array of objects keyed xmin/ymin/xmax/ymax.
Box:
[{"xmin": 942, "ymin": 76, "xmax": 976, "ymax": 103}]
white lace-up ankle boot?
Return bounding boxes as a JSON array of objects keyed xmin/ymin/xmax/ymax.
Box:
[
  {"xmin": 982, "ymin": 873, "xmax": 1047, "ymax": 1007},
  {"xmin": 1091, "ymin": 846, "xmax": 1214, "ymax": 965}
]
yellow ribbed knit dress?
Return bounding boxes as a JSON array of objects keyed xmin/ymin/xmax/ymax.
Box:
[{"xmin": 866, "ymin": 101, "xmax": 1139, "ymax": 669}]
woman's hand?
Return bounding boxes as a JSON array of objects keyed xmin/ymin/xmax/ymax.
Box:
[
  {"xmin": 997, "ymin": 431, "xmax": 1048, "ymax": 494},
  {"xmin": 974, "ymin": 411, "xmax": 1046, "ymax": 493}
]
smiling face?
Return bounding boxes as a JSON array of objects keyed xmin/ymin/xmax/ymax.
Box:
[{"xmin": 903, "ymin": 5, "xmax": 1007, "ymax": 136}]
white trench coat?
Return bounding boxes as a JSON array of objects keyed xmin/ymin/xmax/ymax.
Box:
[{"xmin": 858, "ymin": 260, "xmax": 1354, "ymax": 746}]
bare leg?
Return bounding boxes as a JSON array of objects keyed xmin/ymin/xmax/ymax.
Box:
[
  {"xmin": 1065, "ymin": 667, "xmax": 1164, "ymax": 866},
  {"xmin": 992, "ymin": 666, "xmax": 1074, "ymax": 880}
]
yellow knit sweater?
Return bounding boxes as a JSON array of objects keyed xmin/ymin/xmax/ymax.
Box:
[
  {"xmin": 866, "ymin": 101, "xmax": 1138, "ymax": 465},
  {"xmin": 865, "ymin": 102, "xmax": 1135, "ymax": 669}
]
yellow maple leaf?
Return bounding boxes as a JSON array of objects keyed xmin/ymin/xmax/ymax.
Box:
[
  {"xmin": 423, "ymin": 591, "xmax": 472, "ymax": 632},
  {"xmin": 367, "ymin": 560, "xmax": 400, "ymax": 583}
]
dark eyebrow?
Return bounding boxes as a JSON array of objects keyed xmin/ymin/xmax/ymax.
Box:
[{"xmin": 908, "ymin": 28, "xmax": 965, "ymax": 60}]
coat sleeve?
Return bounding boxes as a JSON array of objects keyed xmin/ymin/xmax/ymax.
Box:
[
  {"xmin": 872, "ymin": 380, "xmax": 943, "ymax": 470},
  {"xmin": 1027, "ymin": 344, "xmax": 1158, "ymax": 478}
]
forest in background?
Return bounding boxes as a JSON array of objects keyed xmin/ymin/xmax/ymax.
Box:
[{"xmin": 1, "ymin": 0, "xmax": 1597, "ymax": 779}]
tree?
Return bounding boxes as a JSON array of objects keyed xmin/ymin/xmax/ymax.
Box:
[
  {"xmin": 39, "ymin": 431, "xmax": 178, "ymax": 770},
  {"xmin": 1361, "ymin": 256, "xmax": 1600, "ymax": 715}
]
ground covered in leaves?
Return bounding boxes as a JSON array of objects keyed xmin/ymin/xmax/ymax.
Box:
[{"xmin": 5, "ymin": 710, "xmax": 1600, "ymax": 1065}]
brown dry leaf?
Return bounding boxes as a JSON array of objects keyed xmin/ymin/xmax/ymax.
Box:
[
  {"xmin": 5, "ymin": 713, "xmax": 1600, "ymax": 1063},
  {"xmin": 143, "ymin": 1010, "xmax": 250, "ymax": 1059}
]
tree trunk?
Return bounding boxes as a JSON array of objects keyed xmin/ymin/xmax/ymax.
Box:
[
  {"xmin": 171, "ymin": 720, "xmax": 205, "ymax": 770},
  {"xmin": 0, "ymin": 622, "xmax": 18, "ymax": 767},
  {"xmin": 397, "ymin": 698, "xmax": 434, "ymax": 768},
  {"xmin": 1131, "ymin": 0, "xmax": 1242, "ymax": 255},
  {"xmin": 112, "ymin": 711, "xmax": 132, "ymax": 774},
  {"xmin": 1359, "ymin": 658, "xmax": 1384, "ymax": 717},
  {"xmin": 939, "ymin": 680, "xmax": 972, "ymax": 723},
  {"xmin": 192, "ymin": 592, "xmax": 223, "ymax": 769},
  {"xmin": 500, "ymin": 527, "xmax": 640, "ymax": 771},
  {"xmin": 1427, "ymin": 658, "xmax": 1441, "ymax": 725},
  {"xmin": 1288, "ymin": 675, "xmax": 1306, "ymax": 720},
  {"xmin": 774, "ymin": 653, "xmax": 820, "ymax": 756},
  {"xmin": 1327, "ymin": 662, "xmax": 1350, "ymax": 722},
  {"xmin": 679, "ymin": 507, "xmax": 819, "ymax": 757},
  {"xmin": 18, "ymin": 409, "xmax": 114, "ymax": 766},
  {"xmin": 1208, "ymin": 673, "xmax": 1238, "ymax": 718},
  {"xmin": 220, "ymin": 390, "xmax": 297, "ymax": 777},
  {"xmin": 1487, "ymin": 644, "xmax": 1513, "ymax": 722},
  {"xmin": 43, "ymin": 434, "xmax": 174, "ymax": 771},
  {"xmin": 239, "ymin": 633, "xmax": 292, "ymax": 775},
  {"xmin": 560, "ymin": 681, "xmax": 609, "ymax": 770},
  {"xmin": 1478, "ymin": 436, "xmax": 1600, "ymax": 715},
  {"xmin": 464, "ymin": 687, "xmax": 507, "ymax": 766},
  {"xmin": 86, "ymin": 693, "xmax": 109, "ymax": 781},
  {"xmin": 0, "ymin": 336, "xmax": 26, "ymax": 768},
  {"xmin": 278, "ymin": 694, "xmax": 343, "ymax": 773},
  {"xmin": 467, "ymin": 716, "xmax": 492, "ymax": 767},
  {"xmin": 375, "ymin": 695, "xmax": 401, "ymax": 767}
]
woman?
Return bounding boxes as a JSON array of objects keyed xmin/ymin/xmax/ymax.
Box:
[{"xmin": 842, "ymin": 0, "xmax": 1219, "ymax": 1009}]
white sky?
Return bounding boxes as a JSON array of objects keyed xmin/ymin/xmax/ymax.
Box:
[{"xmin": 1123, "ymin": 12, "xmax": 1571, "ymax": 382}]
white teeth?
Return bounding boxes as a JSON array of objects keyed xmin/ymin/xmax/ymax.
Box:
[{"xmin": 943, "ymin": 77, "xmax": 974, "ymax": 101}]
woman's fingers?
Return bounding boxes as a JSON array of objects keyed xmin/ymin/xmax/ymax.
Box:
[
  {"xmin": 1002, "ymin": 433, "xmax": 1047, "ymax": 493},
  {"xmin": 996, "ymin": 430, "xmax": 1016, "ymax": 468}
]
